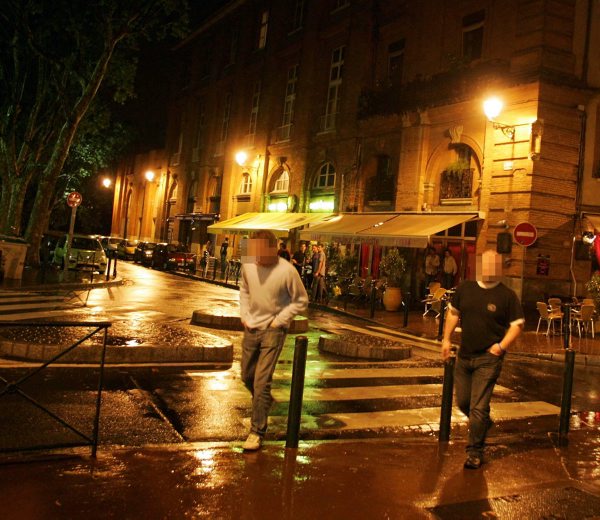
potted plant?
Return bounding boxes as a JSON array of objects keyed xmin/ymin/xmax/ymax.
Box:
[{"xmin": 378, "ymin": 248, "xmax": 407, "ymax": 311}]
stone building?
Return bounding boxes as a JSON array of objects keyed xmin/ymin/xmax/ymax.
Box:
[{"xmin": 120, "ymin": 0, "xmax": 600, "ymax": 302}]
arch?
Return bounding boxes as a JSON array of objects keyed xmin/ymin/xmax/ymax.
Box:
[{"xmin": 270, "ymin": 167, "xmax": 290, "ymax": 193}]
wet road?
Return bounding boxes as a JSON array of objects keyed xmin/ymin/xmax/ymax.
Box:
[{"xmin": 2, "ymin": 261, "xmax": 600, "ymax": 451}]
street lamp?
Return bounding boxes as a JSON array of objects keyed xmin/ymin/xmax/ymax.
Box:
[
  {"xmin": 138, "ymin": 170, "xmax": 155, "ymax": 239},
  {"xmin": 102, "ymin": 177, "xmax": 112, "ymax": 189},
  {"xmin": 483, "ymin": 96, "xmax": 515, "ymax": 140}
]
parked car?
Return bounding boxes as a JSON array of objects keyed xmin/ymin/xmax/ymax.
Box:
[
  {"xmin": 151, "ymin": 243, "xmax": 196, "ymax": 272},
  {"xmin": 117, "ymin": 239, "xmax": 138, "ymax": 260},
  {"xmin": 100, "ymin": 236, "xmax": 121, "ymax": 256},
  {"xmin": 134, "ymin": 241, "xmax": 157, "ymax": 265},
  {"xmin": 52, "ymin": 234, "xmax": 108, "ymax": 273}
]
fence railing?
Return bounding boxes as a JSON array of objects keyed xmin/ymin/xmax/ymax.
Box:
[{"xmin": 0, "ymin": 321, "xmax": 111, "ymax": 457}]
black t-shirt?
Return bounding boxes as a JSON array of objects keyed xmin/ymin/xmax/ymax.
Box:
[
  {"xmin": 451, "ymin": 281, "xmax": 524, "ymax": 358},
  {"xmin": 220, "ymin": 242, "xmax": 228, "ymax": 256}
]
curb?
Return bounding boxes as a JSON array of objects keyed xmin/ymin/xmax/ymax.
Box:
[
  {"xmin": 191, "ymin": 310, "xmax": 309, "ymax": 334},
  {"xmin": 512, "ymin": 351, "xmax": 600, "ymax": 367},
  {"xmin": 318, "ymin": 334, "xmax": 412, "ymax": 360},
  {"xmin": 0, "ymin": 338, "xmax": 233, "ymax": 364}
]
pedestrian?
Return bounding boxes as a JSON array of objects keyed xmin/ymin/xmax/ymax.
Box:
[
  {"xmin": 220, "ymin": 237, "xmax": 229, "ymax": 277},
  {"xmin": 277, "ymin": 242, "xmax": 291, "ymax": 261},
  {"xmin": 442, "ymin": 248, "xmax": 458, "ymax": 289},
  {"xmin": 442, "ymin": 250, "xmax": 524, "ymax": 470},
  {"xmin": 305, "ymin": 243, "xmax": 318, "ymax": 290},
  {"xmin": 424, "ymin": 246, "xmax": 440, "ymax": 294},
  {"xmin": 311, "ymin": 242, "xmax": 327, "ymax": 303},
  {"xmin": 291, "ymin": 242, "xmax": 307, "ymax": 279},
  {"xmin": 239, "ymin": 230, "xmax": 308, "ymax": 451}
]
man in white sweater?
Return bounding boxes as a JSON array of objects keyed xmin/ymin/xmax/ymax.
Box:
[{"xmin": 239, "ymin": 230, "xmax": 308, "ymax": 450}]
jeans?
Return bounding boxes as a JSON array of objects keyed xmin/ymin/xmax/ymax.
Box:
[
  {"xmin": 454, "ymin": 351, "xmax": 504, "ymax": 457},
  {"xmin": 311, "ymin": 275, "xmax": 326, "ymax": 302},
  {"xmin": 241, "ymin": 327, "xmax": 287, "ymax": 436}
]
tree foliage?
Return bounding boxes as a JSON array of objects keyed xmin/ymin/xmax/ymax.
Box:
[{"xmin": 0, "ymin": 0, "xmax": 188, "ymax": 263}]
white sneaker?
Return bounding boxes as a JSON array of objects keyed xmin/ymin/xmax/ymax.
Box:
[{"xmin": 242, "ymin": 432, "xmax": 262, "ymax": 451}]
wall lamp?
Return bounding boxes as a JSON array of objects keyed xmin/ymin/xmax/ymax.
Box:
[
  {"xmin": 483, "ymin": 97, "xmax": 515, "ymax": 140},
  {"xmin": 583, "ymin": 231, "xmax": 597, "ymax": 245}
]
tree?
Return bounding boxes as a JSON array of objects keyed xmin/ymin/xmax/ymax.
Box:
[{"xmin": 0, "ymin": 0, "xmax": 188, "ymax": 263}]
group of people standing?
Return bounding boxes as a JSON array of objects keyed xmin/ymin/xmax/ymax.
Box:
[
  {"xmin": 425, "ymin": 246, "xmax": 458, "ymax": 290},
  {"xmin": 279, "ymin": 240, "xmax": 327, "ymax": 303}
]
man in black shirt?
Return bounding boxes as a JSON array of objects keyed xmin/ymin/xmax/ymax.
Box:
[
  {"xmin": 442, "ymin": 250, "xmax": 524, "ymax": 470},
  {"xmin": 291, "ymin": 242, "xmax": 307, "ymax": 279}
]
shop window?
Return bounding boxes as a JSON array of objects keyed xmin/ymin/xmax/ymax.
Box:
[{"xmin": 315, "ymin": 162, "xmax": 336, "ymax": 188}]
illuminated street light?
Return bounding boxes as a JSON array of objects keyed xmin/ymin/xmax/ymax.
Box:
[
  {"xmin": 145, "ymin": 170, "xmax": 155, "ymax": 182},
  {"xmin": 235, "ymin": 151, "xmax": 248, "ymax": 167},
  {"xmin": 102, "ymin": 177, "xmax": 112, "ymax": 188},
  {"xmin": 483, "ymin": 96, "xmax": 515, "ymax": 140}
]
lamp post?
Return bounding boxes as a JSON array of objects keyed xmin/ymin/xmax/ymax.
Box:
[{"xmin": 138, "ymin": 170, "xmax": 155, "ymax": 240}]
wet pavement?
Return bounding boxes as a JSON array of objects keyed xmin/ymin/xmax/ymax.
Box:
[{"xmin": 3, "ymin": 264, "xmax": 600, "ymax": 518}]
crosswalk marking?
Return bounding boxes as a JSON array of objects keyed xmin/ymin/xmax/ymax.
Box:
[
  {"xmin": 0, "ymin": 290, "xmax": 79, "ymax": 321},
  {"xmin": 264, "ymin": 401, "xmax": 561, "ymax": 432}
]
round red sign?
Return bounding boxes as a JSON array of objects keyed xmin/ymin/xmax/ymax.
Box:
[
  {"xmin": 67, "ymin": 191, "xmax": 82, "ymax": 208},
  {"xmin": 513, "ymin": 221, "xmax": 537, "ymax": 247}
]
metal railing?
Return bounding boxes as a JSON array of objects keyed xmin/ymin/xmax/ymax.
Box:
[{"xmin": 0, "ymin": 321, "xmax": 111, "ymax": 457}]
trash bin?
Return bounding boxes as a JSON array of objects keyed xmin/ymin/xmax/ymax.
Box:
[{"xmin": 0, "ymin": 235, "xmax": 29, "ymax": 280}]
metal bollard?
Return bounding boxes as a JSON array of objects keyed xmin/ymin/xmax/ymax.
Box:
[
  {"xmin": 213, "ymin": 258, "xmax": 217, "ymax": 280},
  {"xmin": 369, "ymin": 283, "xmax": 377, "ymax": 319},
  {"xmin": 437, "ymin": 297, "xmax": 447, "ymax": 341},
  {"xmin": 112, "ymin": 251, "xmax": 117, "ymax": 278},
  {"xmin": 403, "ymin": 292, "xmax": 410, "ymax": 327},
  {"xmin": 235, "ymin": 262, "xmax": 241, "ymax": 285},
  {"xmin": 559, "ymin": 303, "xmax": 575, "ymax": 443},
  {"xmin": 105, "ymin": 256, "xmax": 111, "ymax": 281},
  {"xmin": 286, "ymin": 335, "xmax": 308, "ymax": 449},
  {"xmin": 439, "ymin": 347, "xmax": 456, "ymax": 442}
]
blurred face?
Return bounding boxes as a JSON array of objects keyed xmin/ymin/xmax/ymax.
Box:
[
  {"xmin": 476, "ymin": 250, "xmax": 503, "ymax": 282},
  {"xmin": 242, "ymin": 238, "xmax": 278, "ymax": 266},
  {"xmin": 300, "ymin": 244, "xmax": 306, "ymax": 252}
]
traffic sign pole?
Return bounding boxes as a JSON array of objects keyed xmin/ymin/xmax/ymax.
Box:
[{"xmin": 63, "ymin": 192, "xmax": 83, "ymax": 276}]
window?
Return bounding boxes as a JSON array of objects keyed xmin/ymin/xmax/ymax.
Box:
[
  {"xmin": 388, "ymin": 39, "xmax": 405, "ymax": 85},
  {"xmin": 226, "ymin": 28, "xmax": 238, "ymax": 66},
  {"xmin": 366, "ymin": 155, "xmax": 395, "ymax": 203},
  {"xmin": 332, "ymin": 0, "xmax": 349, "ymax": 12},
  {"xmin": 248, "ymin": 81, "xmax": 261, "ymax": 137},
  {"xmin": 291, "ymin": 0, "xmax": 305, "ymax": 31},
  {"xmin": 192, "ymin": 102, "xmax": 206, "ymax": 161},
  {"xmin": 315, "ymin": 162, "xmax": 336, "ymax": 189},
  {"xmin": 279, "ymin": 65, "xmax": 298, "ymax": 140},
  {"xmin": 440, "ymin": 145, "xmax": 474, "ymax": 201},
  {"xmin": 220, "ymin": 93, "xmax": 232, "ymax": 143},
  {"xmin": 462, "ymin": 10, "xmax": 484, "ymax": 62},
  {"xmin": 322, "ymin": 46, "xmax": 345, "ymax": 131},
  {"xmin": 258, "ymin": 10, "xmax": 269, "ymax": 49},
  {"xmin": 240, "ymin": 173, "xmax": 252, "ymax": 194},
  {"xmin": 273, "ymin": 170, "xmax": 290, "ymax": 193}
]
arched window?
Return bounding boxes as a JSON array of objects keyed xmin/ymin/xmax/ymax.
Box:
[
  {"xmin": 240, "ymin": 172, "xmax": 252, "ymax": 194},
  {"xmin": 314, "ymin": 162, "xmax": 336, "ymax": 188},
  {"xmin": 272, "ymin": 170, "xmax": 289, "ymax": 193}
]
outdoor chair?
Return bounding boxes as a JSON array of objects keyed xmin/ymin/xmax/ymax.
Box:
[
  {"xmin": 536, "ymin": 301, "xmax": 563, "ymax": 336},
  {"xmin": 547, "ymin": 297, "xmax": 562, "ymax": 312},
  {"xmin": 423, "ymin": 288, "xmax": 447, "ymax": 317},
  {"xmin": 572, "ymin": 304, "xmax": 595, "ymax": 338}
]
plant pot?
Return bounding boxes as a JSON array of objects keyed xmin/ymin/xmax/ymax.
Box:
[{"xmin": 383, "ymin": 286, "xmax": 403, "ymax": 312}]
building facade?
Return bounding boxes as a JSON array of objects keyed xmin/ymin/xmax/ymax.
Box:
[{"xmin": 117, "ymin": 0, "xmax": 600, "ymax": 302}]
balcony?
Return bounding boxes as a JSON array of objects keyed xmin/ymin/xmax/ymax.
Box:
[
  {"xmin": 358, "ymin": 60, "xmax": 511, "ymax": 120},
  {"xmin": 439, "ymin": 168, "xmax": 473, "ymax": 204}
]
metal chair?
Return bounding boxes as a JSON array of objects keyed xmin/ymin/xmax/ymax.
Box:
[
  {"xmin": 572, "ymin": 304, "xmax": 595, "ymax": 338},
  {"xmin": 423, "ymin": 288, "xmax": 447, "ymax": 317},
  {"xmin": 536, "ymin": 301, "xmax": 563, "ymax": 336},
  {"xmin": 547, "ymin": 297, "xmax": 562, "ymax": 312}
]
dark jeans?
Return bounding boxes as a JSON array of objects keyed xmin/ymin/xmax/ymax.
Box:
[
  {"xmin": 241, "ymin": 327, "xmax": 287, "ymax": 436},
  {"xmin": 454, "ymin": 351, "xmax": 504, "ymax": 457}
]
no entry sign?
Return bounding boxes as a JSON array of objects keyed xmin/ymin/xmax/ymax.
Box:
[
  {"xmin": 67, "ymin": 191, "xmax": 82, "ymax": 208},
  {"xmin": 513, "ymin": 221, "xmax": 537, "ymax": 247}
]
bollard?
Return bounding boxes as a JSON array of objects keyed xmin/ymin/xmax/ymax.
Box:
[
  {"xmin": 439, "ymin": 347, "xmax": 456, "ymax": 442},
  {"xmin": 369, "ymin": 283, "xmax": 377, "ymax": 319},
  {"xmin": 403, "ymin": 292, "xmax": 410, "ymax": 328},
  {"xmin": 437, "ymin": 296, "xmax": 447, "ymax": 341},
  {"xmin": 235, "ymin": 262, "xmax": 241, "ymax": 285},
  {"xmin": 559, "ymin": 348, "xmax": 576, "ymax": 443},
  {"xmin": 112, "ymin": 251, "xmax": 118, "ymax": 278},
  {"xmin": 213, "ymin": 258, "xmax": 217, "ymax": 280},
  {"xmin": 562, "ymin": 304, "xmax": 572, "ymax": 350},
  {"xmin": 286, "ymin": 335, "xmax": 308, "ymax": 449},
  {"xmin": 105, "ymin": 256, "xmax": 111, "ymax": 281}
]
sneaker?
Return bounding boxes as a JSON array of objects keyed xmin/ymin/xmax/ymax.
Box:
[
  {"xmin": 243, "ymin": 432, "xmax": 262, "ymax": 451},
  {"xmin": 464, "ymin": 455, "xmax": 482, "ymax": 470}
]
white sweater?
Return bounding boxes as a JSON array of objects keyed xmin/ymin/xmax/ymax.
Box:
[{"xmin": 239, "ymin": 257, "xmax": 308, "ymax": 330}]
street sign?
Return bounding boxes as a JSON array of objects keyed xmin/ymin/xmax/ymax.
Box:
[
  {"xmin": 67, "ymin": 191, "xmax": 82, "ymax": 208},
  {"xmin": 513, "ymin": 221, "xmax": 537, "ymax": 247}
]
